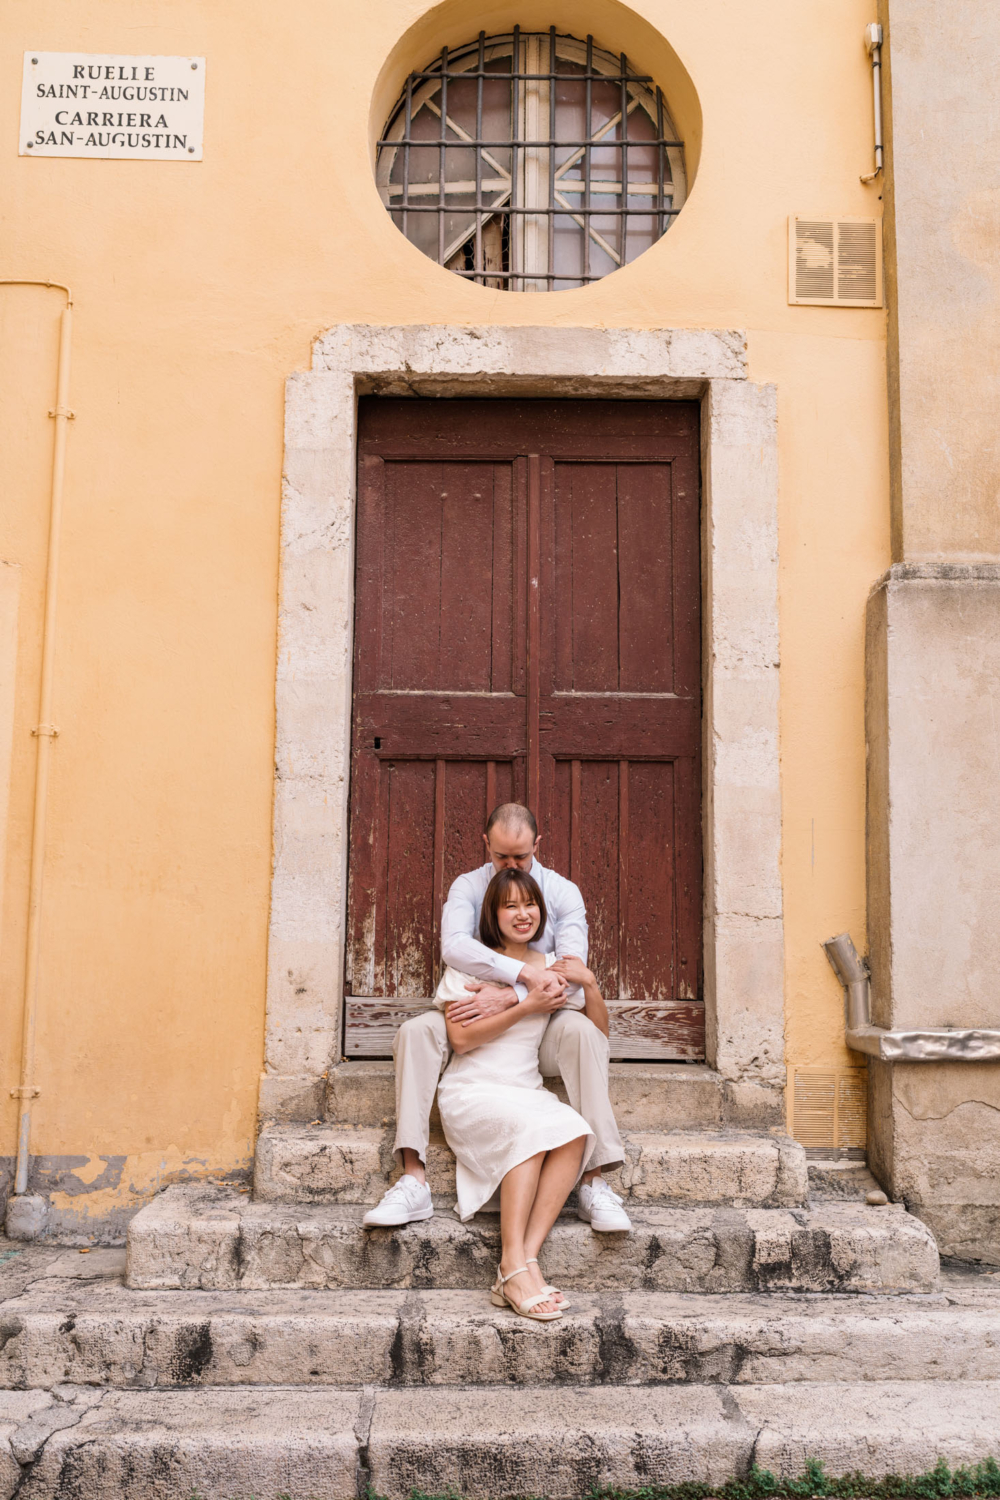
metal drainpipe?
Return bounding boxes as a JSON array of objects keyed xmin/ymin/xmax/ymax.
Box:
[
  {"xmin": 860, "ymin": 23, "xmax": 884, "ymax": 184},
  {"xmin": 1, "ymin": 281, "xmax": 74, "ymax": 1217}
]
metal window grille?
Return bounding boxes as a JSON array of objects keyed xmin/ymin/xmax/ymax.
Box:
[{"xmin": 376, "ymin": 29, "xmax": 686, "ymax": 291}]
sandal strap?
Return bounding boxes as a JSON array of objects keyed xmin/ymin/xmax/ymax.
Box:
[
  {"xmin": 516, "ymin": 1290, "xmax": 557, "ymax": 1313},
  {"xmin": 498, "ymin": 1265, "xmax": 529, "ymax": 1287}
]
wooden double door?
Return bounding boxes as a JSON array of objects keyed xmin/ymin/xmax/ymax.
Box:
[{"xmin": 344, "ymin": 399, "xmax": 703, "ymax": 1059}]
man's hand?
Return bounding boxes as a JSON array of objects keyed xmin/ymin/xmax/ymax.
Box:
[
  {"xmin": 521, "ymin": 966, "xmax": 566, "ymax": 1000},
  {"xmin": 448, "ymin": 980, "xmax": 519, "ymax": 1027},
  {"xmin": 550, "ymin": 955, "xmax": 593, "ymax": 987}
]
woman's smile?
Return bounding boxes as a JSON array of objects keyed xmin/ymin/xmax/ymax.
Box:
[{"xmin": 497, "ymin": 894, "xmax": 541, "ymax": 947}]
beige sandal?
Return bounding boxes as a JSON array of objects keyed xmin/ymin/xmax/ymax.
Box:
[
  {"xmin": 490, "ymin": 1264, "xmax": 563, "ymax": 1322},
  {"xmin": 526, "ymin": 1256, "xmax": 572, "ymax": 1311}
]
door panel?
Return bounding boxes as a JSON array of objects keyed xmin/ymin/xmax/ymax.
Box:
[{"xmin": 345, "ymin": 399, "xmax": 703, "ymax": 1059}]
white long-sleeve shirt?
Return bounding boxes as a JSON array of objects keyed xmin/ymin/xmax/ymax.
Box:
[{"xmin": 439, "ymin": 858, "xmax": 589, "ymax": 1009}]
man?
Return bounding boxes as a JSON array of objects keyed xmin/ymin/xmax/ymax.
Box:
[{"xmin": 363, "ymin": 802, "xmax": 632, "ymax": 1232}]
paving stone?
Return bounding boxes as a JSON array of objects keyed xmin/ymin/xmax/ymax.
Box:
[
  {"xmin": 0, "ymin": 1390, "xmax": 54, "ymax": 1499},
  {"xmin": 16, "ymin": 1387, "xmax": 361, "ymax": 1500},
  {"xmin": 126, "ymin": 1184, "xmax": 939, "ymax": 1294},
  {"xmin": 255, "ymin": 1122, "xmax": 808, "ymax": 1207},
  {"xmin": 5, "ymin": 1282, "xmax": 1000, "ymax": 1391},
  {"xmin": 738, "ymin": 1379, "xmax": 1000, "ymax": 1478},
  {"xmin": 366, "ymin": 1384, "xmax": 751, "ymax": 1499}
]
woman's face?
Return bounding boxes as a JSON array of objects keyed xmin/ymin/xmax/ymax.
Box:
[{"xmin": 497, "ymin": 888, "xmax": 541, "ymax": 946}]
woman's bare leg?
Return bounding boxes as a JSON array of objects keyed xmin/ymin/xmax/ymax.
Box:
[
  {"xmin": 523, "ymin": 1136, "xmax": 588, "ymax": 1287},
  {"xmin": 498, "ymin": 1153, "xmax": 559, "ymax": 1315}
]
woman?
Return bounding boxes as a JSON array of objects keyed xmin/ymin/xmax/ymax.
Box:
[{"xmin": 434, "ymin": 866, "xmax": 609, "ymax": 1322}]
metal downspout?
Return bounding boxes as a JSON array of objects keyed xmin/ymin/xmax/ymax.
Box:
[
  {"xmin": 823, "ymin": 931, "xmax": 1000, "ymax": 1062},
  {"xmin": 1, "ymin": 281, "xmax": 74, "ymax": 1224}
]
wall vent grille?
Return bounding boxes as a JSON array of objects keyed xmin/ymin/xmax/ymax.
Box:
[
  {"xmin": 788, "ymin": 217, "xmax": 882, "ymax": 307},
  {"xmin": 786, "ymin": 1066, "xmax": 867, "ymax": 1150}
]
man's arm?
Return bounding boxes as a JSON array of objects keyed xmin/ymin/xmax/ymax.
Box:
[
  {"xmin": 549, "ymin": 873, "xmax": 588, "ymax": 965},
  {"xmin": 546, "ymin": 872, "xmax": 589, "ymax": 1009}
]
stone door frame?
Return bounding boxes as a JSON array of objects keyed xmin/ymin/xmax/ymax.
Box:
[{"xmin": 261, "ymin": 323, "xmax": 784, "ymax": 1127}]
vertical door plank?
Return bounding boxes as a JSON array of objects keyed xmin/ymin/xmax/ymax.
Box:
[
  {"xmin": 576, "ymin": 760, "xmax": 621, "ymax": 998},
  {"xmin": 672, "ymin": 752, "xmax": 702, "ymax": 1000},
  {"xmin": 385, "ymin": 461, "xmax": 443, "ymax": 690},
  {"xmin": 554, "ymin": 462, "xmax": 620, "ymax": 692},
  {"xmin": 490, "ymin": 465, "xmax": 514, "ymax": 694},
  {"xmin": 443, "ymin": 760, "xmax": 491, "ymax": 892},
  {"xmin": 384, "ymin": 760, "xmax": 436, "ymax": 997},
  {"xmin": 625, "ymin": 760, "xmax": 677, "ymax": 1001},
  {"xmin": 526, "ymin": 454, "xmax": 542, "ymax": 814},
  {"xmin": 618, "ymin": 759, "xmax": 631, "ymax": 998},
  {"xmin": 439, "ymin": 463, "xmax": 495, "ymax": 690},
  {"xmin": 431, "ymin": 759, "xmax": 446, "ymax": 986},
  {"xmin": 618, "ymin": 462, "xmax": 674, "ymax": 692}
]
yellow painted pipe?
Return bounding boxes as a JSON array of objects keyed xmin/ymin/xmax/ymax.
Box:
[{"xmin": 0, "ymin": 281, "xmax": 73, "ymax": 1199}]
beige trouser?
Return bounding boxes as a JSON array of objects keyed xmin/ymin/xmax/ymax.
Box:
[{"xmin": 392, "ymin": 1007, "xmax": 624, "ymax": 1176}]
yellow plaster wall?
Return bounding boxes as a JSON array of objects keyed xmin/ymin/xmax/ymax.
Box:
[{"xmin": 0, "ymin": 0, "xmax": 888, "ymax": 1231}]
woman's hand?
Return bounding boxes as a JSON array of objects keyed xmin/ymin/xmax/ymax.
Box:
[
  {"xmin": 551, "ymin": 955, "xmax": 594, "ymax": 988},
  {"xmin": 521, "ymin": 979, "xmax": 568, "ymax": 1014}
]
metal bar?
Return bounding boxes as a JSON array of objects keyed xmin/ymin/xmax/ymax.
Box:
[
  {"xmin": 387, "ymin": 180, "xmax": 673, "ymax": 197},
  {"xmin": 398, "ymin": 204, "xmax": 679, "ymax": 216},
  {"xmin": 620, "ymin": 53, "xmax": 628, "ymax": 268},
  {"xmin": 402, "ymin": 69, "xmax": 657, "ymax": 83},
  {"xmin": 511, "ymin": 25, "xmax": 520, "ymax": 286},
  {"xmin": 655, "ymin": 86, "xmax": 665, "ymax": 241},
  {"xmin": 527, "ymin": 453, "xmax": 541, "ymax": 813},
  {"xmin": 584, "ymin": 35, "xmax": 593, "ymax": 282},
  {"xmin": 438, "ymin": 46, "xmax": 448, "ymax": 263},
  {"xmin": 379, "ymin": 136, "xmax": 683, "ymax": 149},
  {"xmin": 548, "ymin": 26, "xmax": 556, "ymax": 291},
  {"xmin": 475, "ymin": 30, "xmax": 484, "ymax": 281},
  {"xmin": 445, "ymin": 263, "xmax": 669, "ymax": 283},
  {"xmin": 403, "ymin": 73, "xmax": 413, "ymax": 239}
]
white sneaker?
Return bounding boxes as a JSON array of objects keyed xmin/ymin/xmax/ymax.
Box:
[
  {"xmin": 362, "ymin": 1174, "xmax": 433, "ymax": 1228},
  {"xmin": 576, "ymin": 1178, "xmax": 632, "ymax": 1232}
]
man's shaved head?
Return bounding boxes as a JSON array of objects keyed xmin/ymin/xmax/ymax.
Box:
[
  {"xmin": 485, "ymin": 803, "xmax": 538, "ymax": 840},
  {"xmin": 483, "ymin": 804, "xmax": 540, "ymax": 872}
]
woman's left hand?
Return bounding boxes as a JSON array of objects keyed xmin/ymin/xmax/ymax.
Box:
[{"xmin": 551, "ymin": 955, "xmax": 594, "ymax": 987}]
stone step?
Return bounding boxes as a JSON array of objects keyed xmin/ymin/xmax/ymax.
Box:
[
  {"xmin": 4, "ymin": 1380, "xmax": 1000, "ymax": 1498},
  {"xmin": 125, "ymin": 1183, "xmax": 939, "ymax": 1295},
  {"xmin": 254, "ymin": 1122, "xmax": 809, "ymax": 1208},
  {"xmin": 4, "ymin": 1277, "xmax": 999, "ymax": 1391},
  {"xmin": 322, "ymin": 1058, "xmax": 781, "ymax": 1134}
]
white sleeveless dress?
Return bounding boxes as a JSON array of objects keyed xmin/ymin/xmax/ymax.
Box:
[{"xmin": 434, "ymin": 956, "xmax": 596, "ymax": 1221}]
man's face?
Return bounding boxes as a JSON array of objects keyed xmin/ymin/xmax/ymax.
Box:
[{"xmin": 483, "ymin": 823, "xmax": 540, "ymax": 873}]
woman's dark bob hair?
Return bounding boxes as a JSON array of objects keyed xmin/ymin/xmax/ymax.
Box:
[{"xmin": 478, "ymin": 867, "xmax": 547, "ymax": 952}]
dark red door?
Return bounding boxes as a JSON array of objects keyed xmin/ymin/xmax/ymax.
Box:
[{"xmin": 344, "ymin": 399, "xmax": 702, "ymax": 1059}]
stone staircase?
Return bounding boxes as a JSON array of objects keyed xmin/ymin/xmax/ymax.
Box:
[{"xmin": 4, "ymin": 1061, "xmax": 1000, "ymax": 1498}]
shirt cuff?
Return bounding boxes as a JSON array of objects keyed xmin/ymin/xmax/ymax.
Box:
[{"xmin": 492, "ymin": 952, "xmax": 526, "ymax": 988}]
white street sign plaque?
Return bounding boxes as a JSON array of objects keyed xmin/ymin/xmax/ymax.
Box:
[{"xmin": 20, "ymin": 52, "xmax": 205, "ymax": 160}]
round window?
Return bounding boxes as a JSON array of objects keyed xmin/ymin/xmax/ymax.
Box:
[{"xmin": 376, "ymin": 29, "xmax": 687, "ymax": 291}]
